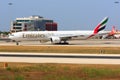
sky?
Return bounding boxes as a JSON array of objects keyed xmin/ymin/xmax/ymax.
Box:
[{"xmin": 0, "ymin": 0, "xmax": 120, "ymax": 31}]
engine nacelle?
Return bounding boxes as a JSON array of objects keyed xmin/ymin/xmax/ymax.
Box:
[{"xmin": 51, "ymin": 37, "xmax": 61, "ymax": 43}]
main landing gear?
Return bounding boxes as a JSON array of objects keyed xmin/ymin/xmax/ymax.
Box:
[
  {"xmin": 16, "ymin": 42, "xmax": 19, "ymax": 45},
  {"xmin": 55, "ymin": 41, "xmax": 69, "ymax": 45}
]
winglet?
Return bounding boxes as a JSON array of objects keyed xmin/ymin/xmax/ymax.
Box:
[{"xmin": 94, "ymin": 17, "xmax": 108, "ymax": 34}]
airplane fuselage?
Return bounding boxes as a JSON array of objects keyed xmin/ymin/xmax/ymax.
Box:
[{"xmin": 9, "ymin": 30, "xmax": 95, "ymax": 41}]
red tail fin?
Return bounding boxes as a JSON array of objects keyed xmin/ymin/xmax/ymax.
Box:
[
  {"xmin": 87, "ymin": 17, "xmax": 108, "ymax": 39},
  {"xmin": 109, "ymin": 26, "xmax": 116, "ymax": 35}
]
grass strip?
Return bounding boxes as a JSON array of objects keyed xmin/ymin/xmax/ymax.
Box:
[
  {"xmin": 0, "ymin": 63, "xmax": 120, "ymax": 80},
  {"xmin": 0, "ymin": 46, "xmax": 120, "ymax": 54}
]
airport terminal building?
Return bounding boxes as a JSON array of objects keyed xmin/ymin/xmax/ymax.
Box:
[{"xmin": 10, "ymin": 15, "xmax": 57, "ymax": 32}]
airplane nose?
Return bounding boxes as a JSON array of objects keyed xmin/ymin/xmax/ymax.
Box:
[
  {"xmin": 8, "ymin": 34, "xmax": 14, "ymax": 40},
  {"xmin": 8, "ymin": 35, "xmax": 12, "ymax": 39}
]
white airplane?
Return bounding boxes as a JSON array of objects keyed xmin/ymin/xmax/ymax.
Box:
[{"xmin": 9, "ymin": 17, "xmax": 109, "ymax": 45}]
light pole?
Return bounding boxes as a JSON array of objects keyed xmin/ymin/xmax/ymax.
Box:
[
  {"xmin": 114, "ymin": 1, "xmax": 120, "ymax": 29},
  {"xmin": 8, "ymin": 2, "xmax": 13, "ymax": 32}
]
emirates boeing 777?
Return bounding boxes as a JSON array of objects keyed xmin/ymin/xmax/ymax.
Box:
[{"xmin": 9, "ymin": 17, "xmax": 109, "ymax": 45}]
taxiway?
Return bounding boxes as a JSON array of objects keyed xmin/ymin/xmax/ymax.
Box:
[
  {"xmin": 0, "ymin": 39, "xmax": 120, "ymax": 64},
  {"xmin": 0, "ymin": 52, "xmax": 120, "ymax": 64}
]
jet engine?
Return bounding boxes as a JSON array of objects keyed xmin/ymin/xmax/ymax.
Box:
[{"xmin": 51, "ymin": 37, "xmax": 61, "ymax": 43}]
